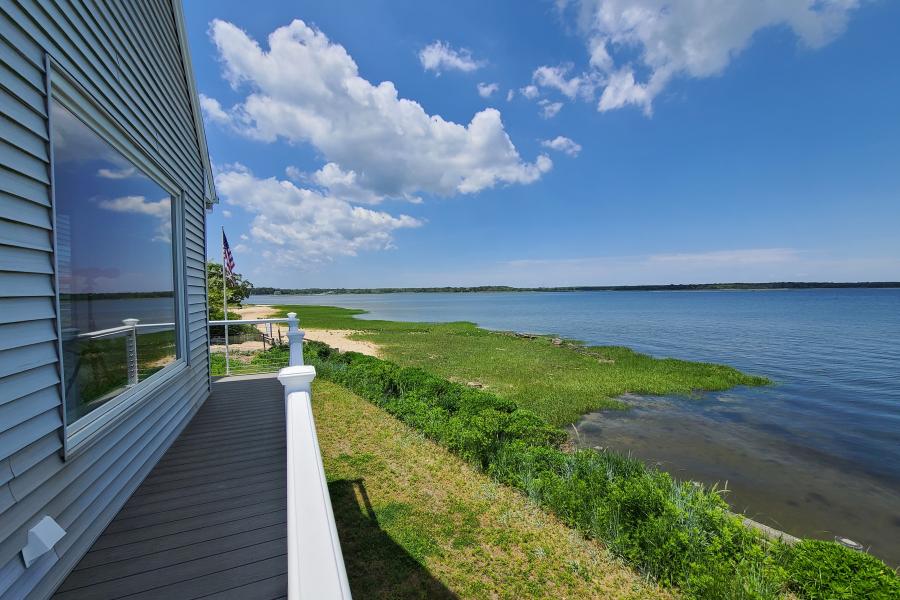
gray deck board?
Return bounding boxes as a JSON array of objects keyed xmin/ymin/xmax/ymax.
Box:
[{"xmin": 54, "ymin": 376, "xmax": 288, "ymax": 599}]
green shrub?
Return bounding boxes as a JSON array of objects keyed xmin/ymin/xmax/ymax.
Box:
[
  {"xmin": 784, "ymin": 540, "xmax": 900, "ymax": 599},
  {"xmin": 304, "ymin": 340, "xmax": 898, "ymax": 599}
]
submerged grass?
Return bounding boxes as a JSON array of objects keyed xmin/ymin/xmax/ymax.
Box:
[{"xmin": 273, "ymin": 304, "xmax": 769, "ymax": 426}]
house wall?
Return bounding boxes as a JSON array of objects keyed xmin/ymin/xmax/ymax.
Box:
[{"xmin": 0, "ymin": 2, "xmax": 211, "ymax": 598}]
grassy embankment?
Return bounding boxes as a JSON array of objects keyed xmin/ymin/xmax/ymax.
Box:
[
  {"xmin": 272, "ymin": 304, "xmax": 769, "ymax": 426},
  {"xmin": 314, "ymin": 378, "xmax": 671, "ymax": 599}
]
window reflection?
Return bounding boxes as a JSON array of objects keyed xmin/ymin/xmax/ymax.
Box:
[{"xmin": 51, "ymin": 101, "xmax": 180, "ymax": 425}]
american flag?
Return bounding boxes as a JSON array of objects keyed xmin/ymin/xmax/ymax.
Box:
[{"xmin": 223, "ymin": 231, "xmax": 236, "ymax": 283}]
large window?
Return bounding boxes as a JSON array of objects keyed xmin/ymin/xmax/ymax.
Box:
[{"xmin": 51, "ymin": 100, "xmax": 182, "ymax": 428}]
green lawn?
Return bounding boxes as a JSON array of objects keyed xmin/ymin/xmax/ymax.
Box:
[
  {"xmin": 314, "ymin": 378, "xmax": 673, "ymax": 599},
  {"xmin": 273, "ymin": 305, "xmax": 768, "ymax": 426}
]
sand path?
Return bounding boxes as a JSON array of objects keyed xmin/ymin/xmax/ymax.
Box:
[{"xmin": 234, "ymin": 305, "xmax": 381, "ymax": 357}]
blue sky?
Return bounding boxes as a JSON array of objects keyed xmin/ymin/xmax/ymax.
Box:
[{"xmin": 184, "ymin": 0, "xmax": 900, "ymax": 287}]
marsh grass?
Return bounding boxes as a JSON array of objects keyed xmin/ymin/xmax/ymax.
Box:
[{"xmin": 272, "ymin": 304, "xmax": 769, "ymax": 425}]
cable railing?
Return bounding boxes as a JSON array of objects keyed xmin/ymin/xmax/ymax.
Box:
[{"xmin": 208, "ymin": 316, "xmax": 292, "ymax": 376}]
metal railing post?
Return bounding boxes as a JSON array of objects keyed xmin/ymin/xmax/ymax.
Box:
[
  {"xmin": 123, "ymin": 318, "xmax": 139, "ymax": 385},
  {"xmin": 286, "ymin": 312, "xmax": 305, "ymax": 366}
]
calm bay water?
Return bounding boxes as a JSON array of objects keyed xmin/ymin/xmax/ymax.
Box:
[{"xmin": 250, "ymin": 289, "xmax": 900, "ymax": 564}]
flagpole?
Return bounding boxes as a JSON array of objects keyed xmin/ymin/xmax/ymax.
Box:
[{"xmin": 223, "ymin": 226, "xmax": 229, "ymax": 375}]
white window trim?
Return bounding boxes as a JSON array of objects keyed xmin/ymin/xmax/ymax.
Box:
[{"xmin": 45, "ymin": 56, "xmax": 190, "ymax": 459}]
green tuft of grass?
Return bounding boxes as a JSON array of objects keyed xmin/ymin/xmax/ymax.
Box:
[
  {"xmin": 272, "ymin": 304, "xmax": 769, "ymax": 426},
  {"xmin": 783, "ymin": 540, "xmax": 900, "ymax": 599}
]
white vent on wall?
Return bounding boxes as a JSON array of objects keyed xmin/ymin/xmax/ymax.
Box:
[{"xmin": 21, "ymin": 516, "xmax": 66, "ymax": 568}]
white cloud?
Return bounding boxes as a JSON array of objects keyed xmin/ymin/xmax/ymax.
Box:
[
  {"xmin": 199, "ymin": 93, "xmax": 231, "ymax": 124},
  {"xmin": 532, "ymin": 64, "xmax": 595, "ymax": 99},
  {"xmin": 506, "ymin": 89, "xmax": 515, "ymax": 101},
  {"xmin": 97, "ymin": 195, "xmax": 172, "ymax": 242},
  {"xmin": 477, "ymin": 82, "xmax": 499, "ymax": 98},
  {"xmin": 520, "ymin": 84, "xmax": 540, "ymax": 99},
  {"xmin": 563, "ymin": 0, "xmax": 861, "ymax": 114},
  {"xmin": 215, "ymin": 165, "xmax": 422, "ymax": 265},
  {"xmin": 538, "ymin": 99, "xmax": 564, "ymax": 119},
  {"xmin": 97, "ymin": 166, "xmax": 136, "ymax": 179},
  {"xmin": 541, "ymin": 136, "xmax": 582, "ymax": 157},
  {"xmin": 222, "ymin": 209, "xmax": 232, "ymax": 218},
  {"xmin": 205, "ymin": 20, "xmax": 550, "ymax": 201},
  {"xmin": 418, "ymin": 41, "xmax": 484, "ymax": 74}
]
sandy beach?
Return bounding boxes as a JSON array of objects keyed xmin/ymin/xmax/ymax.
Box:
[{"xmin": 233, "ymin": 304, "xmax": 381, "ymax": 357}]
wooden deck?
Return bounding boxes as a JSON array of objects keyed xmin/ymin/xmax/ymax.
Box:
[{"xmin": 54, "ymin": 376, "xmax": 288, "ymax": 600}]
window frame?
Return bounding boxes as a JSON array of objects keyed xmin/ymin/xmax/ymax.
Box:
[{"xmin": 46, "ymin": 57, "xmax": 190, "ymax": 458}]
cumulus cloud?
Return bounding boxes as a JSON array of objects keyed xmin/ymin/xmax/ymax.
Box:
[
  {"xmin": 506, "ymin": 89, "xmax": 515, "ymax": 101},
  {"xmin": 204, "ymin": 20, "xmax": 550, "ymax": 201},
  {"xmin": 532, "ymin": 64, "xmax": 595, "ymax": 99},
  {"xmin": 98, "ymin": 195, "xmax": 172, "ymax": 242},
  {"xmin": 418, "ymin": 40, "xmax": 484, "ymax": 73},
  {"xmin": 477, "ymin": 82, "xmax": 500, "ymax": 98},
  {"xmin": 538, "ymin": 99, "xmax": 564, "ymax": 119},
  {"xmin": 562, "ymin": 0, "xmax": 861, "ymax": 114},
  {"xmin": 215, "ymin": 165, "xmax": 422, "ymax": 265},
  {"xmin": 541, "ymin": 136, "xmax": 582, "ymax": 157}
]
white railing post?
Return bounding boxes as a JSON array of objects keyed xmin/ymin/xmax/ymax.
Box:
[
  {"xmin": 286, "ymin": 312, "xmax": 305, "ymax": 366},
  {"xmin": 123, "ymin": 318, "xmax": 139, "ymax": 385},
  {"xmin": 278, "ymin": 365, "xmax": 351, "ymax": 600}
]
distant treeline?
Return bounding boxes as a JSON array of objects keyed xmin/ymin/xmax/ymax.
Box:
[
  {"xmin": 251, "ymin": 282, "xmax": 900, "ymax": 295},
  {"xmin": 62, "ymin": 291, "xmax": 175, "ymax": 300}
]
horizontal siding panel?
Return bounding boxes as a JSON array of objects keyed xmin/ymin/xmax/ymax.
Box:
[
  {"xmin": 0, "ymin": 364, "xmax": 58, "ymax": 408},
  {"xmin": 9, "ymin": 432, "xmax": 60, "ymax": 478},
  {"xmin": 0, "ymin": 243, "xmax": 53, "ymax": 273},
  {"xmin": 0, "ymin": 409, "xmax": 61, "ymax": 464},
  {"xmin": 0, "ymin": 217, "xmax": 51, "ymax": 251},
  {"xmin": 0, "ymin": 84, "xmax": 48, "ymax": 141},
  {"xmin": 0, "ymin": 166, "xmax": 49, "ymax": 206},
  {"xmin": 0, "ymin": 296, "xmax": 55, "ymax": 324},
  {"xmin": 0, "ymin": 340, "xmax": 57, "ymax": 379},
  {"xmin": 0, "ymin": 387, "xmax": 58, "ymax": 435},
  {"xmin": 0, "ymin": 138, "xmax": 49, "ymax": 183},
  {"xmin": 0, "ymin": 192, "xmax": 51, "ymax": 229},
  {"xmin": 0, "ymin": 59, "xmax": 45, "ymax": 116},
  {"xmin": 0, "ymin": 113, "xmax": 49, "ymax": 160},
  {"xmin": 0, "ymin": 39, "xmax": 44, "ymax": 92},
  {"xmin": 0, "ymin": 13, "xmax": 44, "ymax": 68},
  {"xmin": 0, "ymin": 319, "xmax": 56, "ymax": 352},
  {"xmin": 0, "ymin": 271, "xmax": 53, "ymax": 297}
]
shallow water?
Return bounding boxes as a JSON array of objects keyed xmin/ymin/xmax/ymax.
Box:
[{"xmin": 250, "ymin": 289, "xmax": 900, "ymax": 564}]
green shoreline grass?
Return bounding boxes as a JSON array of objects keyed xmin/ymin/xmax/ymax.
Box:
[{"xmin": 271, "ymin": 304, "xmax": 769, "ymax": 426}]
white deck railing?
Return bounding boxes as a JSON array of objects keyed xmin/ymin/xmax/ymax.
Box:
[{"xmin": 276, "ymin": 315, "xmax": 352, "ymax": 599}]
